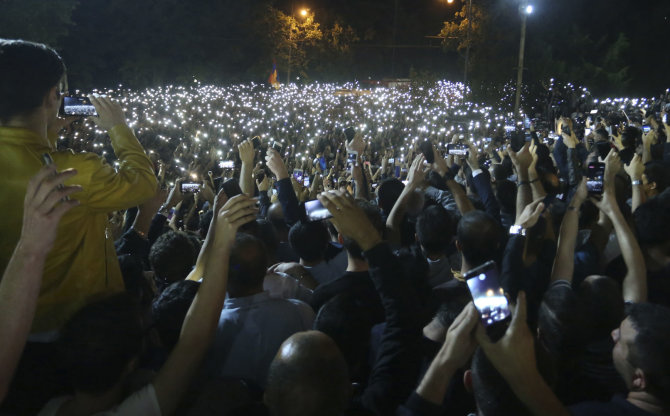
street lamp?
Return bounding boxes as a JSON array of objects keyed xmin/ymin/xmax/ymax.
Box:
[
  {"xmin": 513, "ymin": 1, "xmax": 532, "ymax": 119},
  {"xmin": 287, "ymin": 7, "xmax": 310, "ymax": 84}
]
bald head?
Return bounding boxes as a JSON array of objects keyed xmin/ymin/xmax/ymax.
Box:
[{"xmin": 265, "ymin": 331, "xmax": 350, "ymax": 416}]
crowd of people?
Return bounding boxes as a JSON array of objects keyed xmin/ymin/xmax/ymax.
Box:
[{"xmin": 1, "ymin": 38, "xmax": 670, "ymax": 416}]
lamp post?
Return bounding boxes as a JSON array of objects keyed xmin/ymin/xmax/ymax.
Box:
[
  {"xmin": 513, "ymin": 3, "xmax": 532, "ymax": 120},
  {"xmin": 287, "ymin": 8, "xmax": 309, "ymax": 84}
]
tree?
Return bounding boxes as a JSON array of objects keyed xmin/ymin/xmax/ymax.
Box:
[{"xmin": 0, "ymin": 0, "xmax": 79, "ymax": 47}]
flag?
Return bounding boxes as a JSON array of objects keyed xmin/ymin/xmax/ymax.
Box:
[{"xmin": 268, "ymin": 61, "xmax": 280, "ymax": 89}]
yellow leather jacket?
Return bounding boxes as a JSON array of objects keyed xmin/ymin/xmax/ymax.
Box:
[{"xmin": 0, "ymin": 125, "xmax": 157, "ymax": 332}]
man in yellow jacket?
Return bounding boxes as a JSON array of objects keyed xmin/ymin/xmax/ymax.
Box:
[{"xmin": 0, "ymin": 39, "xmax": 157, "ymax": 335}]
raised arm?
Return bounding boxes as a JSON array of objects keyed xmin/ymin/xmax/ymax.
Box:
[
  {"xmin": 550, "ymin": 178, "xmax": 587, "ymax": 284},
  {"xmin": 509, "ymin": 144, "xmax": 533, "ymax": 216},
  {"xmin": 386, "ymin": 155, "xmax": 425, "ymax": 244},
  {"xmin": 594, "ymin": 151, "xmax": 647, "ymax": 303},
  {"xmin": 624, "ymin": 154, "xmax": 646, "ymax": 212},
  {"xmin": 0, "ymin": 166, "xmax": 80, "ymax": 400},
  {"xmin": 476, "ymin": 292, "xmax": 571, "ymax": 416},
  {"xmin": 153, "ymin": 194, "xmax": 257, "ymax": 414},
  {"xmin": 238, "ymin": 138, "xmax": 256, "ymax": 197},
  {"xmin": 528, "ymin": 142, "xmax": 547, "ymax": 201},
  {"xmin": 432, "ymin": 147, "xmax": 474, "ymax": 215}
]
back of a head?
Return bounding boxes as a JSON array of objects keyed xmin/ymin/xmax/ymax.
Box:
[
  {"xmin": 644, "ymin": 161, "xmax": 670, "ymax": 195},
  {"xmin": 491, "ymin": 163, "xmax": 512, "ymax": 183},
  {"xmin": 626, "ymin": 303, "xmax": 670, "ymax": 402},
  {"xmin": 471, "ymin": 348, "xmax": 532, "ymax": 416},
  {"xmin": 377, "ymin": 178, "xmax": 405, "ymax": 213},
  {"xmin": 457, "ymin": 211, "xmax": 502, "ymax": 267},
  {"xmin": 152, "ymin": 280, "xmax": 200, "ymax": 351},
  {"xmin": 149, "ymin": 231, "xmax": 199, "ymax": 284},
  {"xmin": 289, "ymin": 221, "xmax": 329, "ymax": 263},
  {"xmin": 495, "ymin": 180, "xmax": 517, "ymax": 214},
  {"xmin": 313, "ymin": 293, "xmax": 373, "ymax": 377},
  {"xmin": 578, "ymin": 275, "xmax": 624, "ymax": 340},
  {"xmin": 58, "ymin": 293, "xmax": 143, "ymax": 395},
  {"xmin": 538, "ymin": 284, "xmax": 585, "ymax": 357},
  {"xmin": 228, "ymin": 233, "xmax": 269, "ymax": 294},
  {"xmin": 416, "ymin": 205, "xmax": 455, "ymax": 257},
  {"xmin": 634, "ymin": 190, "xmax": 670, "ymax": 247},
  {"xmin": 265, "ymin": 331, "xmax": 350, "ymax": 416},
  {"xmin": 0, "ymin": 39, "xmax": 66, "ymax": 122},
  {"xmin": 621, "ymin": 126, "xmax": 641, "ymax": 149},
  {"xmin": 342, "ymin": 201, "xmax": 384, "ymax": 260}
]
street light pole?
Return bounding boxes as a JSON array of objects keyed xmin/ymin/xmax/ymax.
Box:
[
  {"xmin": 514, "ymin": 2, "xmax": 530, "ymax": 120},
  {"xmin": 463, "ymin": 0, "xmax": 472, "ymax": 85}
]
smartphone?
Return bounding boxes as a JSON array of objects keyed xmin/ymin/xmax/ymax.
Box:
[
  {"xmin": 271, "ymin": 141, "xmax": 283, "ymax": 153},
  {"xmin": 41, "ymin": 153, "xmax": 70, "ymax": 201},
  {"xmin": 419, "ymin": 140, "xmax": 435, "ymax": 164},
  {"xmin": 59, "ymin": 95, "xmax": 98, "ymax": 117},
  {"xmin": 585, "ymin": 128, "xmax": 592, "ymax": 137},
  {"xmin": 344, "ymin": 127, "xmax": 356, "ymax": 142},
  {"xmin": 504, "ymin": 125, "xmax": 516, "ymax": 133},
  {"xmin": 590, "ymin": 109, "xmax": 599, "ymax": 115},
  {"xmin": 347, "ymin": 151, "xmax": 358, "ymax": 173},
  {"xmin": 587, "ymin": 162, "xmax": 605, "ymax": 195},
  {"xmin": 293, "ymin": 169, "xmax": 304, "ymax": 184},
  {"xmin": 642, "ymin": 125, "xmax": 651, "ymax": 134},
  {"xmin": 221, "ymin": 178, "xmax": 243, "ymax": 198},
  {"xmin": 305, "ymin": 199, "xmax": 333, "ymax": 222},
  {"xmin": 219, "ymin": 160, "xmax": 234, "ymax": 169},
  {"xmin": 447, "ymin": 143, "xmax": 468, "ymax": 156},
  {"xmin": 181, "ymin": 182, "xmax": 201, "ymax": 193},
  {"xmin": 251, "ymin": 136, "xmax": 262, "ymax": 149},
  {"xmin": 664, "ymin": 113, "xmax": 668, "ymax": 124},
  {"xmin": 464, "ymin": 260, "xmax": 511, "ymax": 341},
  {"xmin": 388, "ymin": 158, "xmax": 395, "ymax": 164},
  {"xmin": 304, "ymin": 176, "xmax": 311, "ymax": 187}
]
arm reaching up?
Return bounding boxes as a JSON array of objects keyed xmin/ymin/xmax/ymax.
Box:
[
  {"xmin": 153, "ymin": 194, "xmax": 257, "ymax": 414},
  {"xmin": 0, "ymin": 166, "xmax": 81, "ymax": 400}
]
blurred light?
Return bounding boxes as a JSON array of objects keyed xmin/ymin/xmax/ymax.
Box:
[{"xmin": 525, "ymin": 5, "xmax": 534, "ymax": 14}]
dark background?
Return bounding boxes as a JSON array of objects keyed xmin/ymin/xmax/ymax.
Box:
[{"xmin": 1, "ymin": 0, "xmax": 668, "ymax": 98}]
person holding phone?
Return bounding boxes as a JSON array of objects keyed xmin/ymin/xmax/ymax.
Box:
[{"xmin": 0, "ymin": 40, "xmax": 157, "ymax": 336}]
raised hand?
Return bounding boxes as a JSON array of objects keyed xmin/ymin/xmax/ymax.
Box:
[
  {"xmin": 407, "ymin": 154, "xmax": 426, "ymax": 188},
  {"xmin": 213, "ymin": 195, "xmax": 258, "ymax": 247},
  {"xmin": 317, "ymin": 190, "xmax": 381, "ymax": 251},
  {"xmin": 88, "ymin": 95, "xmax": 128, "ymax": 131},
  {"xmin": 265, "ymin": 148, "xmax": 289, "ymax": 180},
  {"xmin": 21, "ymin": 165, "xmax": 81, "ymax": 254},
  {"xmin": 238, "ymin": 139, "xmax": 255, "ymax": 165}
]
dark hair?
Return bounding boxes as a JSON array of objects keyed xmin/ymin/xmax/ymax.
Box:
[
  {"xmin": 376, "ymin": 178, "xmax": 405, "ymax": 213},
  {"xmin": 621, "ymin": 126, "xmax": 641, "ymax": 149},
  {"xmin": 416, "ymin": 205, "xmax": 455, "ymax": 256},
  {"xmin": 577, "ymin": 276, "xmax": 624, "ymax": 341},
  {"xmin": 342, "ymin": 202, "xmax": 384, "ymax": 260},
  {"xmin": 228, "ymin": 233, "xmax": 268, "ymax": 292},
  {"xmin": 58, "ymin": 293, "xmax": 143, "ymax": 395},
  {"xmin": 152, "ymin": 280, "xmax": 200, "ymax": 351},
  {"xmin": 594, "ymin": 127, "xmax": 609, "ymax": 141},
  {"xmin": 491, "ymin": 163, "xmax": 513, "ymax": 182},
  {"xmin": 0, "ymin": 39, "xmax": 66, "ymax": 122},
  {"xmin": 495, "ymin": 180, "xmax": 517, "ymax": 214},
  {"xmin": 634, "ymin": 189, "xmax": 670, "ymax": 246},
  {"xmin": 289, "ymin": 221, "xmax": 329, "ymax": 262},
  {"xmin": 626, "ymin": 303, "xmax": 670, "ymax": 401},
  {"xmin": 149, "ymin": 231, "xmax": 199, "ymax": 284},
  {"xmin": 457, "ymin": 211, "xmax": 502, "ymax": 267},
  {"xmin": 471, "ymin": 348, "xmax": 532, "ymax": 416},
  {"xmin": 644, "ymin": 161, "xmax": 670, "ymax": 194},
  {"xmin": 538, "ymin": 284, "xmax": 584, "ymax": 358},
  {"xmin": 199, "ymin": 209, "xmax": 214, "ymax": 239}
]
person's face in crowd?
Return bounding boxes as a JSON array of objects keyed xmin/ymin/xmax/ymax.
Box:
[{"xmin": 611, "ymin": 317, "xmax": 640, "ymax": 391}]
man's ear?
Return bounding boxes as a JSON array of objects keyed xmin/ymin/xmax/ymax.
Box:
[
  {"xmin": 44, "ymin": 85, "xmax": 60, "ymax": 106},
  {"xmin": 648, "ymin": 181, "xmax": 657, "ymax": 190},
  {"xmin": 463, "ymin": 369, "xmax": 473, "ymax": 393},
  {"xmin": 338, "ymin": 232, "xmax": 344, "ymax": 245},
  {"xmin": 631, "ymin": 368, "xmax": 647, "ymax": 391}
]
